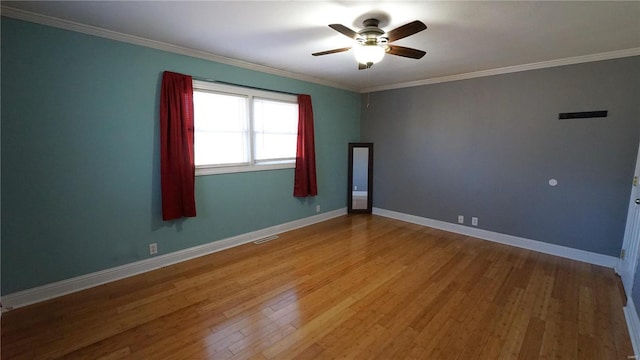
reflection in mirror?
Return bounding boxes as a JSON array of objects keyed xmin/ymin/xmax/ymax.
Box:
[
  {"xmin": 348, "ymin": 143, "xmax": 373, "ymax": 214},
  {"xmin": 352, "ymin": 147, "xmax": 369, "ymax": 210}
]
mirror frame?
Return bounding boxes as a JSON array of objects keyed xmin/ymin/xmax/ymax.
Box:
[{"xmin": 348, "ymin": 142, "xmax": 374, "ymax": 214}]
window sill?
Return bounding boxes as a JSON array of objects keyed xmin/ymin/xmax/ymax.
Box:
[{"xmin": 196, "ymin": 162, "xmax": 295, "ymax": 176}]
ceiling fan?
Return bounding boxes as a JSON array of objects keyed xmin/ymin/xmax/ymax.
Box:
[{"xmin": 312, "ymin": 18, "xmax": 427, "ymax": 69}]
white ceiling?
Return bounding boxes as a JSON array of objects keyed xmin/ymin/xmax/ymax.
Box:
[{"xmin": 3, "ymin": 1, "xmax": 640, "ymax": 92}]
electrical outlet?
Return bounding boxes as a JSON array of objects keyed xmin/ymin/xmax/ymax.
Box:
[
  {"xmin": 458, "ymin": 215, "xmax": 464, "ymax": 224},
  {"xmin": 149, "ymin": 243, "xmax": 158, "ymax": 255},
  {"xmin": 316, "ymin": 205, "xmax": 321, "ymax": 213},
  {"xmin": 472, "ymin": 217, "xmax": 478, "ymax": 226}
]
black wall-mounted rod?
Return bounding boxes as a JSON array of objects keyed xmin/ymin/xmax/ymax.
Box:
[{"xmin": 558, "ymin": 110, "xmax": 608, "ymax": 120}]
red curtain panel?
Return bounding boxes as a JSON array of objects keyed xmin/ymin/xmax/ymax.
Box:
[
  {"xmin": 294, "ymin": 94, "xmax": 318, "ymax": 197},
  {"xmin": 160, "ymin": 71, "xmax": 196, "ymax": 220}
]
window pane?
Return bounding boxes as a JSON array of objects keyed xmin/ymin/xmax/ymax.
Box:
[
  {"xmin": 255, "ymin": 134, "xmax": 298, "ymax": 160},
  {"xmin": 254, "ymin": 98, "xmax": 298, "ymax": 161},
  {"xmin": 194, "ymin": 90, "xmax": 249, "ymax": 166},
  {"xmin": 195, "ymin": 132, "xmax": 247, "ymax": 165}
]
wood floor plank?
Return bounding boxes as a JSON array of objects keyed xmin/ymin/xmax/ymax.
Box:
[
  {"xmin": 538, "ymin": 298, "xmax": 563, "ymax": 360},
  {"xmin": 1, "ymin": 215, "xmax": 634, "ymax": 359},
  {"xmin": 456, "ymin": 300, "xmax": 501, "ymax": 359},
  {"xmin": 517, "ymin": 317, "xmax": 546, "ymax": 360}
]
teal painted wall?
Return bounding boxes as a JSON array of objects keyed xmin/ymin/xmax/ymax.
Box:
[{"xmin": 1, "ymin": 18, "xmax": 361, "ymax": 295}]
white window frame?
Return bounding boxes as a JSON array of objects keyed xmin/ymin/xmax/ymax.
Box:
[{"xmin": 193, "ymin": 80, "xmax": 298, "ymax": 176}]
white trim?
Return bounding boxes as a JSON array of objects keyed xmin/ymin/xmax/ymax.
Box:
[
  {"xmin": 362, "ymin": 48, "xmax": 640, "ymax": 93},
  {"xmin": 192, "ymin": 79, "xmax": 297, "ymax": 176},
  {"xmin": 617, "ymin": 143, "xmax": 640, "ymax": 297},
  {"xmin": 193, "ymin": 80, "xmax": 298, "ymax": 103},
  {"xmin": 0, "ymin": 208, "xmax": 347, "ymax": 310},
  {"xmin": 399, "ymin": 216, "xmax": 638, "ymax": 356},
  {"xmin": 0, "ymin": 6, "xmax": 357, "ymax": 93},
  {"xmin": 2, "ymin": 5, "xmax": 639, "ymax": 94},
  {"xmin": 625, "ymin": 298, "xmax": 640, "ymax": 358},
  {"xmin": 196, "ymin": 162, "xmax": 295, "ymax": 176},
  {"xmin": 373, "ymin": 207, "xmax": 618, "ymax": 268}
]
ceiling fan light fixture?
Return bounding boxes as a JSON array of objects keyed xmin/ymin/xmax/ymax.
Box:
[
  {"xmin": 353, "ymin": 44, "xmax": 385, "ymax": 66},
  {"xmin": 314, "ymin": 19, "xmax": 427, "ymax": 70}
]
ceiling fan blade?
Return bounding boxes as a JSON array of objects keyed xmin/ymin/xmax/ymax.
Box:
[
  {"xmin": 387, "ymin": 45, "xmax": 426, "ymax": 59},
  {"xmin": 312, "ymin": 47, "xmax": 352, "ymax": 56},
  {"xmin": 329, "ymin": 24, "xmax": 358, "ymax": 39},
  {"xmin": 386, "ymin": 20, "xmax": 427, "ymax": 42}
]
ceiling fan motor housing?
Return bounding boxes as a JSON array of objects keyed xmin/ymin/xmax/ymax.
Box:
[{"xmin": 357, "ymin": 19, "xmax": 388, "ymax": 47}]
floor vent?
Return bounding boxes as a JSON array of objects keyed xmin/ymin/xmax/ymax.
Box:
[{"xmin": 253, "ymin": 235, "xmax": 280, "ymax": 244}]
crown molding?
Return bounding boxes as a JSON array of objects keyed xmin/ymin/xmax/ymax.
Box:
[
  {"xmin": 363, "ymin": 47, "xmax": 640, "ymax": 93},
  {"xmin": 0, "ymin": 6, "xmax": 359, "ymax": 93},
  {"xmin": 3, "ymin": 5, "xmax": 638, "ymax": 94}
]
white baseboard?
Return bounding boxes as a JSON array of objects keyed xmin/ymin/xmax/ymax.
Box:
[
  {"xmin": 0, "ymin": 207, "xmax": 621, "ymax": 310},
  {"xmin": 373, "ymin": 207, "xmax": 618, "ymax": 268},
  {"xmin": 625, "ymin": 298, "xmax": 640, "ymax": 358},
  {"xmin": 376, "ymin": 208, "xmax": 640, "ymax": 356},
  {"xmin": 618, "ymin": 265, "xmax": 636, "ymax": 302},
  {"xmin": 1, "ymin": 208, "xmax": 346, "ymax": 310}
]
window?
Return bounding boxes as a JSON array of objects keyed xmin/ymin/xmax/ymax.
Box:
[{"xmin": 193, "ymin": 80, "xmax": 298, "ymax": 175}]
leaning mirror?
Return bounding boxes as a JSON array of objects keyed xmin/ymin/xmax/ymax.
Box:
[{"xmin": 348, "ymin": 143, "xmax": 373, "ymax": 214}]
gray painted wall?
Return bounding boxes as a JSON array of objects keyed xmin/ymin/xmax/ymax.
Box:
[{"xmin": 361, "ymin": 56, "xmax": 640, "ymax": 257}]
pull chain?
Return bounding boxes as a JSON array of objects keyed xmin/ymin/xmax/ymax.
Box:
[{"xmin": 366, "ymin": 63, "xmax": 372, "ymax": 108}]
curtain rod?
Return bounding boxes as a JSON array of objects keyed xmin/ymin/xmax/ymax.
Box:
[{"xmin": 191, "ymin": 76, "xmax": 300, "ymax": 96}]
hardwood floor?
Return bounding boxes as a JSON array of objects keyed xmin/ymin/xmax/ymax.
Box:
[{"xmin": 2, "ymin": 215, "xmax": 634, "ymax": 359}]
